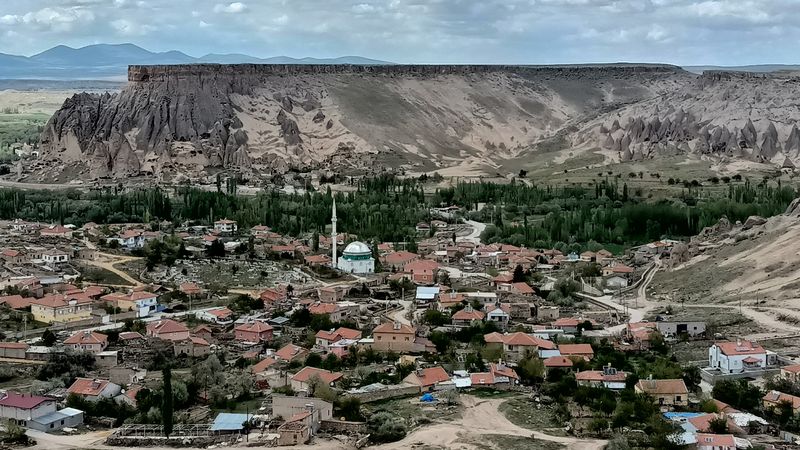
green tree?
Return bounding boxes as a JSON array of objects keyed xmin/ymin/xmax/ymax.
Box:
[{"xmin": 41, "ymin": 328, "xmax": 56, "ymax": 346}]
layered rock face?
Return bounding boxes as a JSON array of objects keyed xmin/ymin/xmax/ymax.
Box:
[
  {"xmin": 586, "ymin": 71, "xmax": 800, "ymax": 164},
  {"xmin": 38, "ymin": 64, "xmax": 701, "ymax": 180}
]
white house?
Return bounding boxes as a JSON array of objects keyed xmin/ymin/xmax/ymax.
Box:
[
  {"xmin": 214, "ymin": 219, "xmax": 238, "ymax": 234},
  {"xmin": 41, "ymin": 249, "xmax": 70, "ymax": 265},
  {"xmin": 485, "ymin": 305, "xmax": 510, "ymax": 330},
  {"xmin": 108, "ymin": 230, "xmax": 145, "ymax": 249},
  {"xmin": 708, "ymin": 339, "xmax": 769, "ymax": 374}
]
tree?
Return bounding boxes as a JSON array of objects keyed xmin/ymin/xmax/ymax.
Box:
[
  {"xmin": 512, "ymin": 264, "xmax": 526, "ymax": 282},
  {"xmin": 305, "ymin": 353, "xmax": 323, "ymax": 368},
  {"xmin": 162, "ymin": 366, "xmax": 174, "ymax": 437},
  {"xmin": 41, "ymin": 328, "xmax": 56, "ymax": 346},
  {"xmin": 516, "ymin": 355, "xmax": 544, "ymax": 385},
  {"xmin": 205, "ymin": 239, "xmax": 225, "ymax": 258},
  {"xmin": 707, "ymin": 415, "xmax": 728, "ymax": 433}
]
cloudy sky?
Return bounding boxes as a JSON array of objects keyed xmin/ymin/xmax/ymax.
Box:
[{"xmin": 0, "ymin": 0, "xmax": 797, "ymax": 65}]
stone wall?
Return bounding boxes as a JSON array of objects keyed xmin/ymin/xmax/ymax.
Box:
[
  {"xmin": 346, "ymin": 384, "xmax": 421, "ymax": 403},
  {"xmin": 319, "ymin": 419, "xmax": 367, "ymax": 434}
]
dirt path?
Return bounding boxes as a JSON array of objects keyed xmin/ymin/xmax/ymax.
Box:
[
  {"xmin": 374, "ymin": 395, "xmax": 606, "ymax": 450},
  {"xmin": 463, "ymin": 220, "xmax": 485, "ymax": 245},
  {"xmin": 83, "ymin": 252, "xmax": 144, "ymax": 287}
]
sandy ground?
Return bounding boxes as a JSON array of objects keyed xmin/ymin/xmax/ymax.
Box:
[
  {"xmin": 83, "ymin": 252, "xmax": 145, "ymax": 287},
  {"xmin": 26, "ymin": 395, "xmax": 604, "ymax": 450},
  {"xmin": 374, "ymin": 395, "xmax": 606, "ymax": 450}
]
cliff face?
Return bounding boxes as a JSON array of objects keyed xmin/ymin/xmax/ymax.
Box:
[
  {"xmin": 39, "ymin": 63, "xmax": 699, "ymax": 180},
  {"xmin": 583, "ymin": 71, "xmax": 800, "ymax": 164}
]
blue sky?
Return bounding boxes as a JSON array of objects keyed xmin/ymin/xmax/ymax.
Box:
[{"xmin": 0, "ymin": 0, "xmax": 797, "ymax": 65}]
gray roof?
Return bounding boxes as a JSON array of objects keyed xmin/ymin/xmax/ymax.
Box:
[{"xmin": 31, "ymin": 408, "xmax": 83, "ymax": 426}]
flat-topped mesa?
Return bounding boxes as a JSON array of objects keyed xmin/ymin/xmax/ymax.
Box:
[{"xmin": 128, "ymin": 63, "xmax": 684, "ymax": 82}]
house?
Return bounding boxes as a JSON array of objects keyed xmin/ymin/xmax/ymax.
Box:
[
  {"xmin": 30, "ymin": 294, "xmax": 93, "ymax": 324},
  {"xmin": 234, "ymin": 321, "xmax": 274, "ymax": 343},
  {"xmin": 174, "ymin": 336, "xmax": 211, "ymax": 357},
  {"xmin": 708, "ymin": 339, "xmax": 769, "ymax": 374},
  {"xmin": 63, "ymin": 331, "xmax": 108, "ymax": 354},
  {"xmin": 100, "ymin": 291, "xmax": 159, "ymax": 318},
  {"xmin": 146, "ymin": 319, "xmax": 190, "ymax": 341},
  {"xmin": 602, "ymin": 263, "xmax": 634, "ymax": 277},
  {"xmin": 552, "ymin": 317, "xmax": 590, "ymax": 334},
  {"xmin": 315, "ymin": 327, "xmax": 362, "ymax": 352},
  {"xmin": 214, "ymin": 219, "xmax": 238, "ymax": 234},
  {"xmin": 625, "ymin": 321, "xmax": 659, "ymax": 349},
  {"xmin": 403, "ymin": 259, "xmax": 439, "ymax": 284},
  {"xmin": 179, "ymin": 282, "xmax": 204, "ymax": 297},
  {"xmin": 382, "ymin": 251, "xmax": 419, "ymax": 269},
  {"xmin": 261, "ymin": 288, "xmax": 288, "ymax": 306},
  {"xmin": 41, "ymin": 248, "xmax": 70, "ymax": 265},
  {"xmin": 273, "ymin": 396, "xmax": 332, "ymax": 444},
  {"xmin": 485, "ymin": 304, "xmax": 511, "ymax": 330},
  {"xmin": 275, "ymin": 343, "xmax": 310, "ymax": 362},
  {"xmin": 290, "ymin": 367, "xmax": 343, "ymax": 393},
  {"xmin": 782, "ymin": 364, "xmax": 800, "ymax": 383},
  {"xmin": 695, "ymin": 434, "xmax": 736, "ymax": 450},
  {"xmin": 537, "ymin": 305, "xmax": 559, "ymax": 321},
  {"xmin": 437, "ymin": 292, "xmax": 466, "ymax": 311},
  {"xmin": 66, "ymin": 378, "xmax": 121, "ymax": 402},
  {"xmin": 634, "ymin": 378, "xmax": 689, "ymax": 407},
  {"xmin": 304, "ymin": 254, "xmax": 332, "ymax": 267},
  {"xmin": 371, "ymin": 322, "xmax": 417, "ymax": 353},
  {"xmin": 118, "ymin": 331, "xmax": 145, "ymax": 344},
  {"xmin": 483, "ymin": 332, "xmax": 557, "ymax": 364},
  {"xmin": 543, "ymin": 356, "xmax": 574, "ymax": 376},
  {"xmin": 0, "ymin": 391, "xmax": 57, "ymax": 426},
  {"xmin": 558, "ymin": 343, "xmax": 594, "ymax": 361},
  {"xmin": 1, "ymin": 249, "xmax": 26, "ymax": 264},
  {"xmin": 451, "ymin": 307, "xmax": 485, "ymax": 326},
  {"xmin": 402, "ymin": 366, "xmax": 450, "ymax": 391},
  {"xmin": 40, "ymin": 225, "xmax": 73, "ymax": 238},
  {"xmin": 251, "ymin": 357, "xmax": 280, "ymax": 379},
  {"xmin": 415, "ymin": 286, "xmax": 440, "ymax": 305},
  {"xmin": 196, "ymin": 307, "xmax": 234, "ymax": 324},
  {"xmin": 575, "ymin": 366, "xmax": 628, "ymax": 390},
  {"xmin": 605, "ymin": 276, "xmax": 628, "ymax": 290},
  {"xmin": 0, "ymin": 342, "xmax": 28, "ymax": 359},
  {"xmin": 656, "ymin": 321, "xmax": 707, "ymax": 338},
  {"xmin": 763, "ymin": 390, "xmax": 800, "ymax": 414},
  {"xmin": 0, "ymin": 294, "xmax": 36, "ymax": 310}
]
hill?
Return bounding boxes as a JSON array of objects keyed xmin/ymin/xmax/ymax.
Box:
[
  {"xmin": 34, "ymin": 64, "xmax": 690, "ymax": 182},
  {"xmin": 0, "ymin": 43, "xmax": 393, "ymax": 80}
]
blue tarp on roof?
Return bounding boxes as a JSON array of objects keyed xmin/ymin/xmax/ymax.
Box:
[
  {"xmin": 210, "ymin": 413, "xmax": 253, "ymax": 431},
  {"xmin": 663, "ymin": 412, "xmax": 705, "ymax": 420}
]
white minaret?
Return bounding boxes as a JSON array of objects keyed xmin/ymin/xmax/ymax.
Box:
[{"xmin": 331, "ymin": 197, "xmax": 338, "ymax": 269}]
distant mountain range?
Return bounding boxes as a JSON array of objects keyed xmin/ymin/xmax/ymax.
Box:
[
  {"xmin": 1, "ymin": 43, "xmax": 798, "ymax": 80},
  {"xmin": 0, "ymin": 43, "xmax": 393, "ymax": 80}
]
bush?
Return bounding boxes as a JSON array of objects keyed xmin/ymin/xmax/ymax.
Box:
[{"xmin": 367, "ymin": 411, "xmax": 407, "ymax": 443}]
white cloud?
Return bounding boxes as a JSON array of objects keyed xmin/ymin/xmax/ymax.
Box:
[
  {"xmin": 0, "ymin": 15, "xmax": 21, "ymax": 25},
  {"xmin": 213, "ymin": 2, "xmax": 247, "ymax": 14},
  {"xmin": 20, "ymin": 7, "xmax": 95, "ymax": 32},
  {"xmin": 111, "ymin": 18, "xmax": 153, "ymax": 36},
  {"xmin": 352, "ymin": 3, "xmax": 376, "ymax": 13},
  {"xmin": 646, "ymin": 24, "xmax": 669, "ymax": 42}
]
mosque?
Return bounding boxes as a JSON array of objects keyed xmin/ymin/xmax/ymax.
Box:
[{"xmin": 331, "ymin": 198, "xmax": 375, "ymax": 274}]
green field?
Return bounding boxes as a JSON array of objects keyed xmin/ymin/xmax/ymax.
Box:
[{"xmin": 0, "ymin": 112, "xmax": 49, "ymax": 160}]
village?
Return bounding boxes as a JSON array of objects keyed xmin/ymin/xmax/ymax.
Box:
[{"xmin": 1, "ymin": 200, "xmax": 799, "ymax": 450}]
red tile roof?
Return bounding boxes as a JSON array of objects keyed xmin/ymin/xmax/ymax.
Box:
[
  {"xmin": 235, "ymin": 321, "xmax": 273, "ymax": 333},
  {"xmin": 0, "ymin": 342, "xmax": 29, "ymax": 350},
  {"xmin": 558, "ymin": 343, "xmax": 594, "ymax": 357},
  {"xmin": 715, "ymin": 340, "xmax": 766, "ymax": 356},
  {"xmin": 0, "ymin": 392, "xmax": 53, "ymax": 409},
  {"xmin": 411, "ymin": 366, "xmax": 450, "ymax": 387},
  {"xmin": 576, "ymin": 370, "xmax": 628, "ymax": 382},
  {"xmin": 251, "ymin": 357, "xmax": 279, "ymax": 374},
  {"xmin": 67, "ymin": 378, "xmax": 113, "ymax": 396},
  {"xmin": 275, "ymin": 344, "xmax": 308, "ymax": 361},
  {"xmin": 147, "ymin": 319, "xmax": 189, "ymax": 335},
  {"xmin": 544, "ymin": 356, "xmax": 574, "ymax": 368},
  {"xmin": 373, "ymin": 322, "xmax": 416, "ymax": 335},
  {"xmin": 764, "ymin": 390, "xmax": 800, "ymax": 409},
  {"xmin": 64, "ymin": 331, "xmax": 108, "ymax": 346},
  {"xmin": 452, "ymin": 308, "xmax": 485, "ymax": 321},
  {"xmin": 695, "ymin": 433, "xmax": 735, "ymax": 448},
  {"xmin": 292, "ymin": 366, "xmax": 343, "ymax": 384},
  {"xmin": 470, "ymin": 372, "xmax": 496, "ymax": 385},
  {"xmin": 308, "ymin": 303, "xmax": 338, "ymax": 315}
]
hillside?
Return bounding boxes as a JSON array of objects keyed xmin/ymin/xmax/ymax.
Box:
[
  {"xmin": 33, "ymin": 64, "xmax": 690, "ymax": 182},
  {"xmin": 650, "ymin": 199, "xmax": 800, "ymax": 309}
]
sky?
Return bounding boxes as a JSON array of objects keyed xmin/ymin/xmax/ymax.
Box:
[{"xmin": 0, "ymin": 0, "xmax": 798, "ymax": 66}]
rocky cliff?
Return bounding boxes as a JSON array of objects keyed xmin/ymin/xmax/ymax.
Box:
[
  {"xmin": 34, "ymin": 63, "xmax": 726, "ymax": 180},
  {"xmin": 582, "ymin": 71, "xmax": 800, "ymax": 165}
]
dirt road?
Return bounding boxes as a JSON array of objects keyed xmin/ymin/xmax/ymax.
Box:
[
  {"xmin": 375, "ymin": 395, "xmax": 606, "ymax": 450},
  {"xmin": 83, "ymin": 252, "xmax": 144, "ymax": 287},
  {"xmin": 463, "ymin": 219, "xmax": 486, "ymax": 245}
]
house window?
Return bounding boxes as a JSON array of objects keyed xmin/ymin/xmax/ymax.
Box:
[{"xmin": 676, "ymin": 396, "xmax": 682, "ymax": 402}]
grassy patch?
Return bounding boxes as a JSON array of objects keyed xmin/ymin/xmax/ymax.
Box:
[
  {"xmin": 0, "ymin": 112, "xmax": 49, "ymax": 152},
  {"xmin": 499, "ymin": 397, "xmax": 566, "ymax": 436},
  {"xmin": 469, "ymin": 388, "xmax": 519, "ymax": 399},
  {"xmin": 78, "ymin": 265, "xmax": 134, "ymax": 286},
  {"xmin": 483, "ymin": 434, "xmax": 565, "ymax": 450}
]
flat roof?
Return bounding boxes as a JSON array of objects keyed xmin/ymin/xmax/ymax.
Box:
[{"xmin": 210, "ymin": 413, "xmax": 253, "ymax": 431}]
